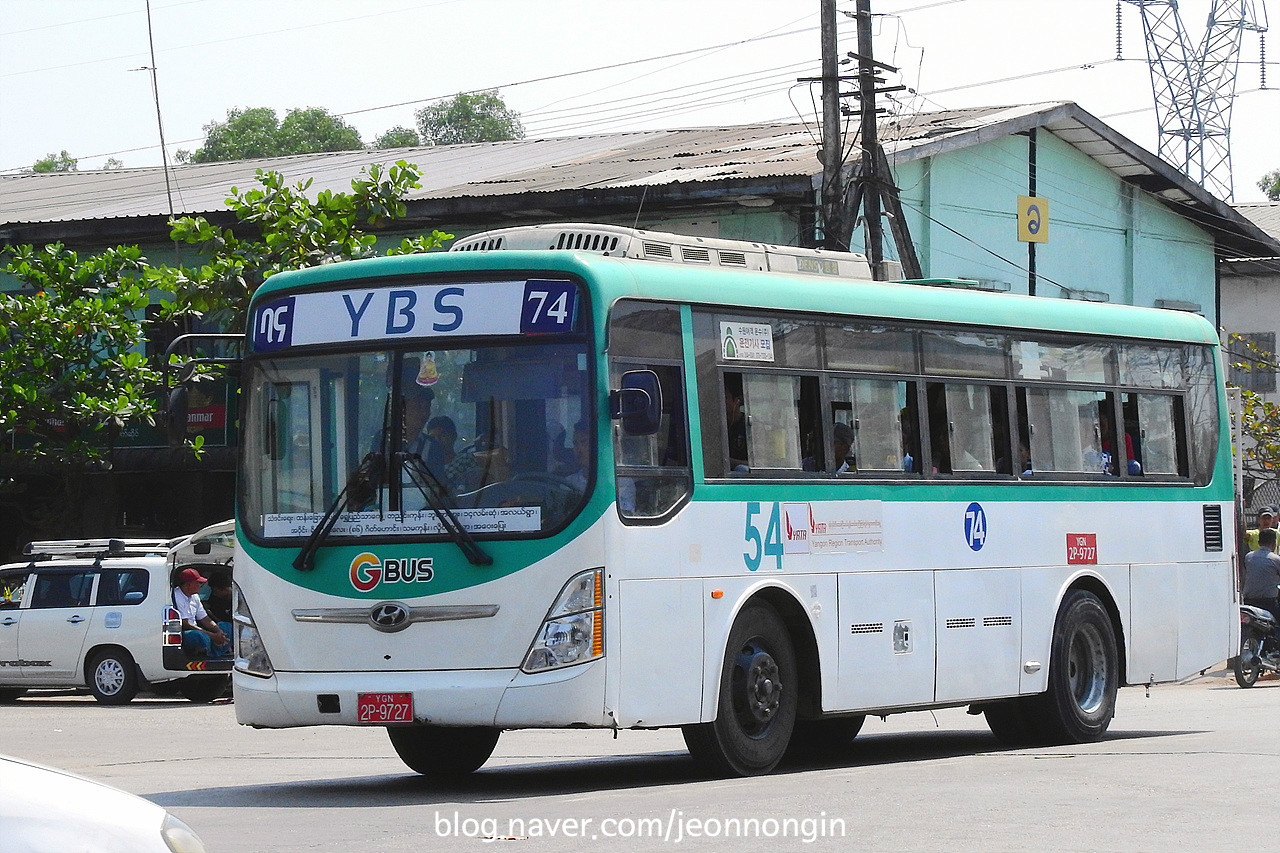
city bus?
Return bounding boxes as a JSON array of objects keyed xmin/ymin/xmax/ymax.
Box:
[{"xmin": 229, "ymin": 223, "xmax": 1235, "ymax": 778}]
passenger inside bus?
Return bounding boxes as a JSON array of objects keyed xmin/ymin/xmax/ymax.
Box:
[{"xmin": 724, "ymin": 375, "xmax": 748, "ymax": 471}]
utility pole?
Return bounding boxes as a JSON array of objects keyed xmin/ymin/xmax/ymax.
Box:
[
  {"xmin": 853, "ymin": 0, "xmax": 885, "ymax": 276},
  {"xmin": 816, "ymin": 0, "xmax": 921, "ymax": 279},
  {"xmin": 820, "ymin": 0, "xmax": 846, "ymax": 247}
]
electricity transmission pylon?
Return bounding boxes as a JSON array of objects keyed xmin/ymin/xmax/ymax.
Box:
[{"xmin": 1121, "ymin": 0, "xmax": 1267, "ymax": 201}]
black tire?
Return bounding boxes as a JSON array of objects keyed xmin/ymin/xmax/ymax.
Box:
[
  {"xmin": 0, "ymin": 687, "xmax": 27, "ymax": 703},
  {"xmin": 1235, "ymin": 632, "xmax": 1262, "ymax": 688},
  {"xmin": 179, "ymin": 675, "xmax": 230, "ymax": 703},
  {"xmin": 387, "ymin": 726, "xmax": 500, "ymax": 779},
  {"xmin": 983, "ymin": 698, "xmax": 1042, "ymax": 746},
  {"xmin": 787, "ymin": 715, "xmax": 865, "ymax": 756},
  {"xmin": 86, "ymin": 649, "xmax": 139, "ymax": 705},
  {"xmin": 682, "ymin": 601, "xmax": 798, "ymax": 776},
  {"xmin": 1027, "ymin": 590, "xmax": 1119, "ymax": 744}
]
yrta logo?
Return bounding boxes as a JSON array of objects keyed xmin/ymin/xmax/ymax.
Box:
[{"xmin": 349, "ymin": 552, "xmax": 435, "ymax": 592}]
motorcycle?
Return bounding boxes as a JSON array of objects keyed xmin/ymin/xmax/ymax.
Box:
[{"xmin": 1233, "ymin": 604, "xmax": 1280, "ymax": 688}]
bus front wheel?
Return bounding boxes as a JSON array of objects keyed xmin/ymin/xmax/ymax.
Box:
[
  {"xmin": 682, "ymin": 601, "xmax": 798, "ymax": 777},
  {"xmin": 1030, "ymin": 589, "xmax": 1119, "ymax": 744},
  {"xmin": 387, "ymin": 725, "xmax": 500, "ymax": 779}
]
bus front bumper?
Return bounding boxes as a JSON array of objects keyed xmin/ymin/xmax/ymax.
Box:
[{"xmin": 233, "ymin": 659, "xmax": 608, "ymax": 729}]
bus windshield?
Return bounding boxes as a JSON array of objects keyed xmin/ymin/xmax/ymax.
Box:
[{"xmin": 241, "ymin": 340, "xmax": 592, "ymax": 542}]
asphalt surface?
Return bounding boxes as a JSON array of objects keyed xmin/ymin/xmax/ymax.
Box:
[{"xmin": 0, "ymin": 663, "xmax": 1270, "ymax": 852}]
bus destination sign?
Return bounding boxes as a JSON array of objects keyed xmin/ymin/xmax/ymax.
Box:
[{"xmin": 251, "ymin": 279, "xmax": 578, "ymax": 351}]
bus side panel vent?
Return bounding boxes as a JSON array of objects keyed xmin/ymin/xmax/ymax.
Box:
[
  {"xmin": 849, "ymin": 622, "xmax": 883, "ymax": 634},
  {"xmin": 718, "ymin": 251, "xmax": 749, "ymax": 267},
  {"xmin": 1202, "ymin": 504, "xmax": 1223, "ymax": 551},
  {"xmin": 945, "ymin": 617, "xmax": 977, "ymax": 629},
  {"xmin": 643, "ymin": 241, "xmax": 674, "ymax": 259}
]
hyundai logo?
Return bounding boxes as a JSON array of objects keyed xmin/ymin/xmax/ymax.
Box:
[{"xmin": 368, "ymin": 602, "xmax": 411, "ymax": 633}]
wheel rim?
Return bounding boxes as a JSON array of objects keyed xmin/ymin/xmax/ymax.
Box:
[
  {"xmin": 730, "ymin": 638, "xmax": 782, "ymax": 737},
  {"xmin": 1067, "ymin": 622, "xmax": 1109, "ymax": 715},
  {"xmin": 95, "ymin": 659, "xmax": 125, "ymax": 696},
  {"xmin": 1241, "ymin": 637, "xmax": 1262, "ymax": 679}
]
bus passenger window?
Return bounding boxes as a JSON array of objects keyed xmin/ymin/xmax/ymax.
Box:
[
  {"xmin": 1022, "ymin": 388, "xmax": 1108, "ymax": 475},
  {"xmin": 826, "ymin": 377, "xmax": 917, "ymax": 473},
  {"xmin": 742, "ymin": 373, "xmax": 804, "ymax": 470},
  {"xmin": 1125, "ymin": 392, "xmax": 1185, "ymax": 476},
  {"xmin": 927, "ymin": 382, "xmax": 1007, "ymax": 475}
]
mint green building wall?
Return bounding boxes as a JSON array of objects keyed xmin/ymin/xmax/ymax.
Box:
[{"xmin": 887, "ymin": 131, "xmax": 1217, "ymax": 322}]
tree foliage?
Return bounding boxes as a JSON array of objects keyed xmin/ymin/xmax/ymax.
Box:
[
  {"xmin": 416, "ymin": 91, "xmax": 525, "ymax": 146},
  {"xmin": 373, "ymin": 126, "xmax": 422, "ymax": 148},
  {"xmin": 1259, "ymin": 169, "xmax": 1280, "ymax": 202},
  {"xmin": 186, "ymin": 107, "xmax": 364, "ymax": 164},
  {"xmin": 152, "ymin": 161, "xmax": 451, "ymax": 331},
  {"xmin": 0, "ymin": 244, "xmax": 159, "ymax": 461},
  {"xmin": 1229, "ymin": 333, "xmax": 1280, "ymax": 478},
  {"xmin": 32, "ymin": 151, "xmax": 78, "ymax": 173}
]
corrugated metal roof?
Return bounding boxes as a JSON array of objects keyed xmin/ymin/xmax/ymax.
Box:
[
  {"xmin": 0, "ymin": 106, "xmax": 1040, "ymax": 226},
  {"xmin": 1, "ymin": 101, "xmax": 1275, "ymax": 258},
  {"xmin": 1235, "ymin": 202, "xmax": 1280, "ymax": 241}
]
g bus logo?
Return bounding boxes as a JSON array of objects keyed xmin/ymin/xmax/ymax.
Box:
[
  {"xmin": 349, "ymin": 552, "xmax": 435, "ymax": 592},
  {"xmin": 964, "ymin": 502, "xmax": 987, "ymax": 552},
  {"xmin": 252, "ymin": 296, "xmax": 295, "ymax": 351}
]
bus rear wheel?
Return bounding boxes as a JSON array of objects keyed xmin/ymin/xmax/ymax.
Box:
[
  {"xmin": 387, "ymin": 726, "xmax": 500, "ymax": 779},
  {"xmin": 682, "ymin": 601, "xmax": 797, "ymax": 777},
  {"xmin": 1028, "ymin": 589, "xmax": 1118, "ymax": 744}
]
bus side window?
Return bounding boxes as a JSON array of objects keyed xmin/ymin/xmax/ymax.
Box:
[
  {"xmin": 1124, "ymin": 392, "xmax": 1187, "ymax": 476},
  {"xmin": 827, "ymin": 377, "xmax": 919, "ymax": 474},
  {"xmin": 615, "ymin": 362, "xmax": 692, "ymax": 521},
  {"xmin": 741, "ymin": 373, "xmax": 808, "ymax": 471},
  {"xmin": 928, "ymin": 382, "xmax": 1007, "ymax": 475}
]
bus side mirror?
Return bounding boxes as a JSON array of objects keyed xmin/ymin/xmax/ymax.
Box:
[
  {"xmin": 166, "ymin": 386, "xmax": 189, "ymax": 447},
  {"xmin": 609, "ymin": 370, "xmax": 662, "ymax": 436}
]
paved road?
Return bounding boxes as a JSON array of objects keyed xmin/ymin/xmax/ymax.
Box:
[{"xmin": 0, "ymin": 667, "xmax": 1270, "ymax": 852}]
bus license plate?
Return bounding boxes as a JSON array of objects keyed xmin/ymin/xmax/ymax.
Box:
[{"xmin": 357, "ymin": 692, "xmax": 414, "ymax": 723}]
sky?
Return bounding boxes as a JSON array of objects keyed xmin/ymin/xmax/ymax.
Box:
[{"xmin": 1, "ymin": 0, "xmax": 1276, "ymax": 202}]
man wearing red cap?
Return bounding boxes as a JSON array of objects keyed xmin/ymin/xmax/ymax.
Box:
[{"xmin": 174, "ymin": 567, "xmax": 231, "ymax": 658}]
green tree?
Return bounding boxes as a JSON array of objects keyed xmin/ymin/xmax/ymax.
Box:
[
  {"xmin": 277, "ymin": 107, "xmax": 363, "ymax": 155},
  {"xmin": 1229, "ymin": 333, "xmax": 1280, "ymax": 478},
  {"xmin": 373, "ymin": 126, "xmax": 421, "ymax": 148},
  {"xmin": 0, "ymin": 244, "xmax": 159, "ymax": 462},
  {"xmin": 1259, "ymin": 169, "xmax": 1280, "ymax": 202},
  {"xmin": 152, "ymin": 161, "xmax": 451, "ymax": 331},
  {"xmin": 415, "ymin": 91, "xmax": 525, "ymax": 146},
  {"xmin": 32, "ymin": 150, "xmax": 78, "ymax": 172},
  {"xmin": 188, "ymin": 107, "xmax": 363, "ymax": 163}
]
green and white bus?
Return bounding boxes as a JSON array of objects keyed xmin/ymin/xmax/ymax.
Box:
[{"xmin": 231, "ymin": 223, "xmax": 1235, "ymax": 778}]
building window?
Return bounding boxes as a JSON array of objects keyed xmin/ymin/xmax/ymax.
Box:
[{"xmin": 1229, "ymin": 332, "xmax": 1277, "ymax": 393}]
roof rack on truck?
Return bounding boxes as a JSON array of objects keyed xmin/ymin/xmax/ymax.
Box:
[{"xmin": 22, "ymin": 538, "xmax": 172, "ymax": 561}]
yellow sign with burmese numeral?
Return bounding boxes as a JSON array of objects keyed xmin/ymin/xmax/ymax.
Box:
[{"xmin": 1018, "ymin": 195, "xmax": 1048, "ymax": 243}]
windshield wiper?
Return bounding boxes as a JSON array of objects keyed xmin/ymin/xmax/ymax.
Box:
[
  {"xmin": 293, "ymin": 451, "xmax": 385, "ymax": 572},
  {"xmin": 399, "ymin": 452, "xmax": 493, "ymax": 567}
]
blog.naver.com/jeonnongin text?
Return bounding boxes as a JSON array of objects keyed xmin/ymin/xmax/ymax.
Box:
[{"xmin": 433, "ymin": 809, "xmax": 847, "ymax": 844}]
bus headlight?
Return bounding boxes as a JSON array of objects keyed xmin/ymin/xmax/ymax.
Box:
[
  {"xmin": 232, "ymin": 583, "xmax": 275, "ymax": 678},
  {"xmin": 522, "ymin": 569, "xmax": 604, "ymax": 673}
]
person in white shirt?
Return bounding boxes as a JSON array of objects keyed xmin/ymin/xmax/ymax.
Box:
[{"xmin": 173, "ymin": 567, "xmax": 231, "ymax": 658}]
